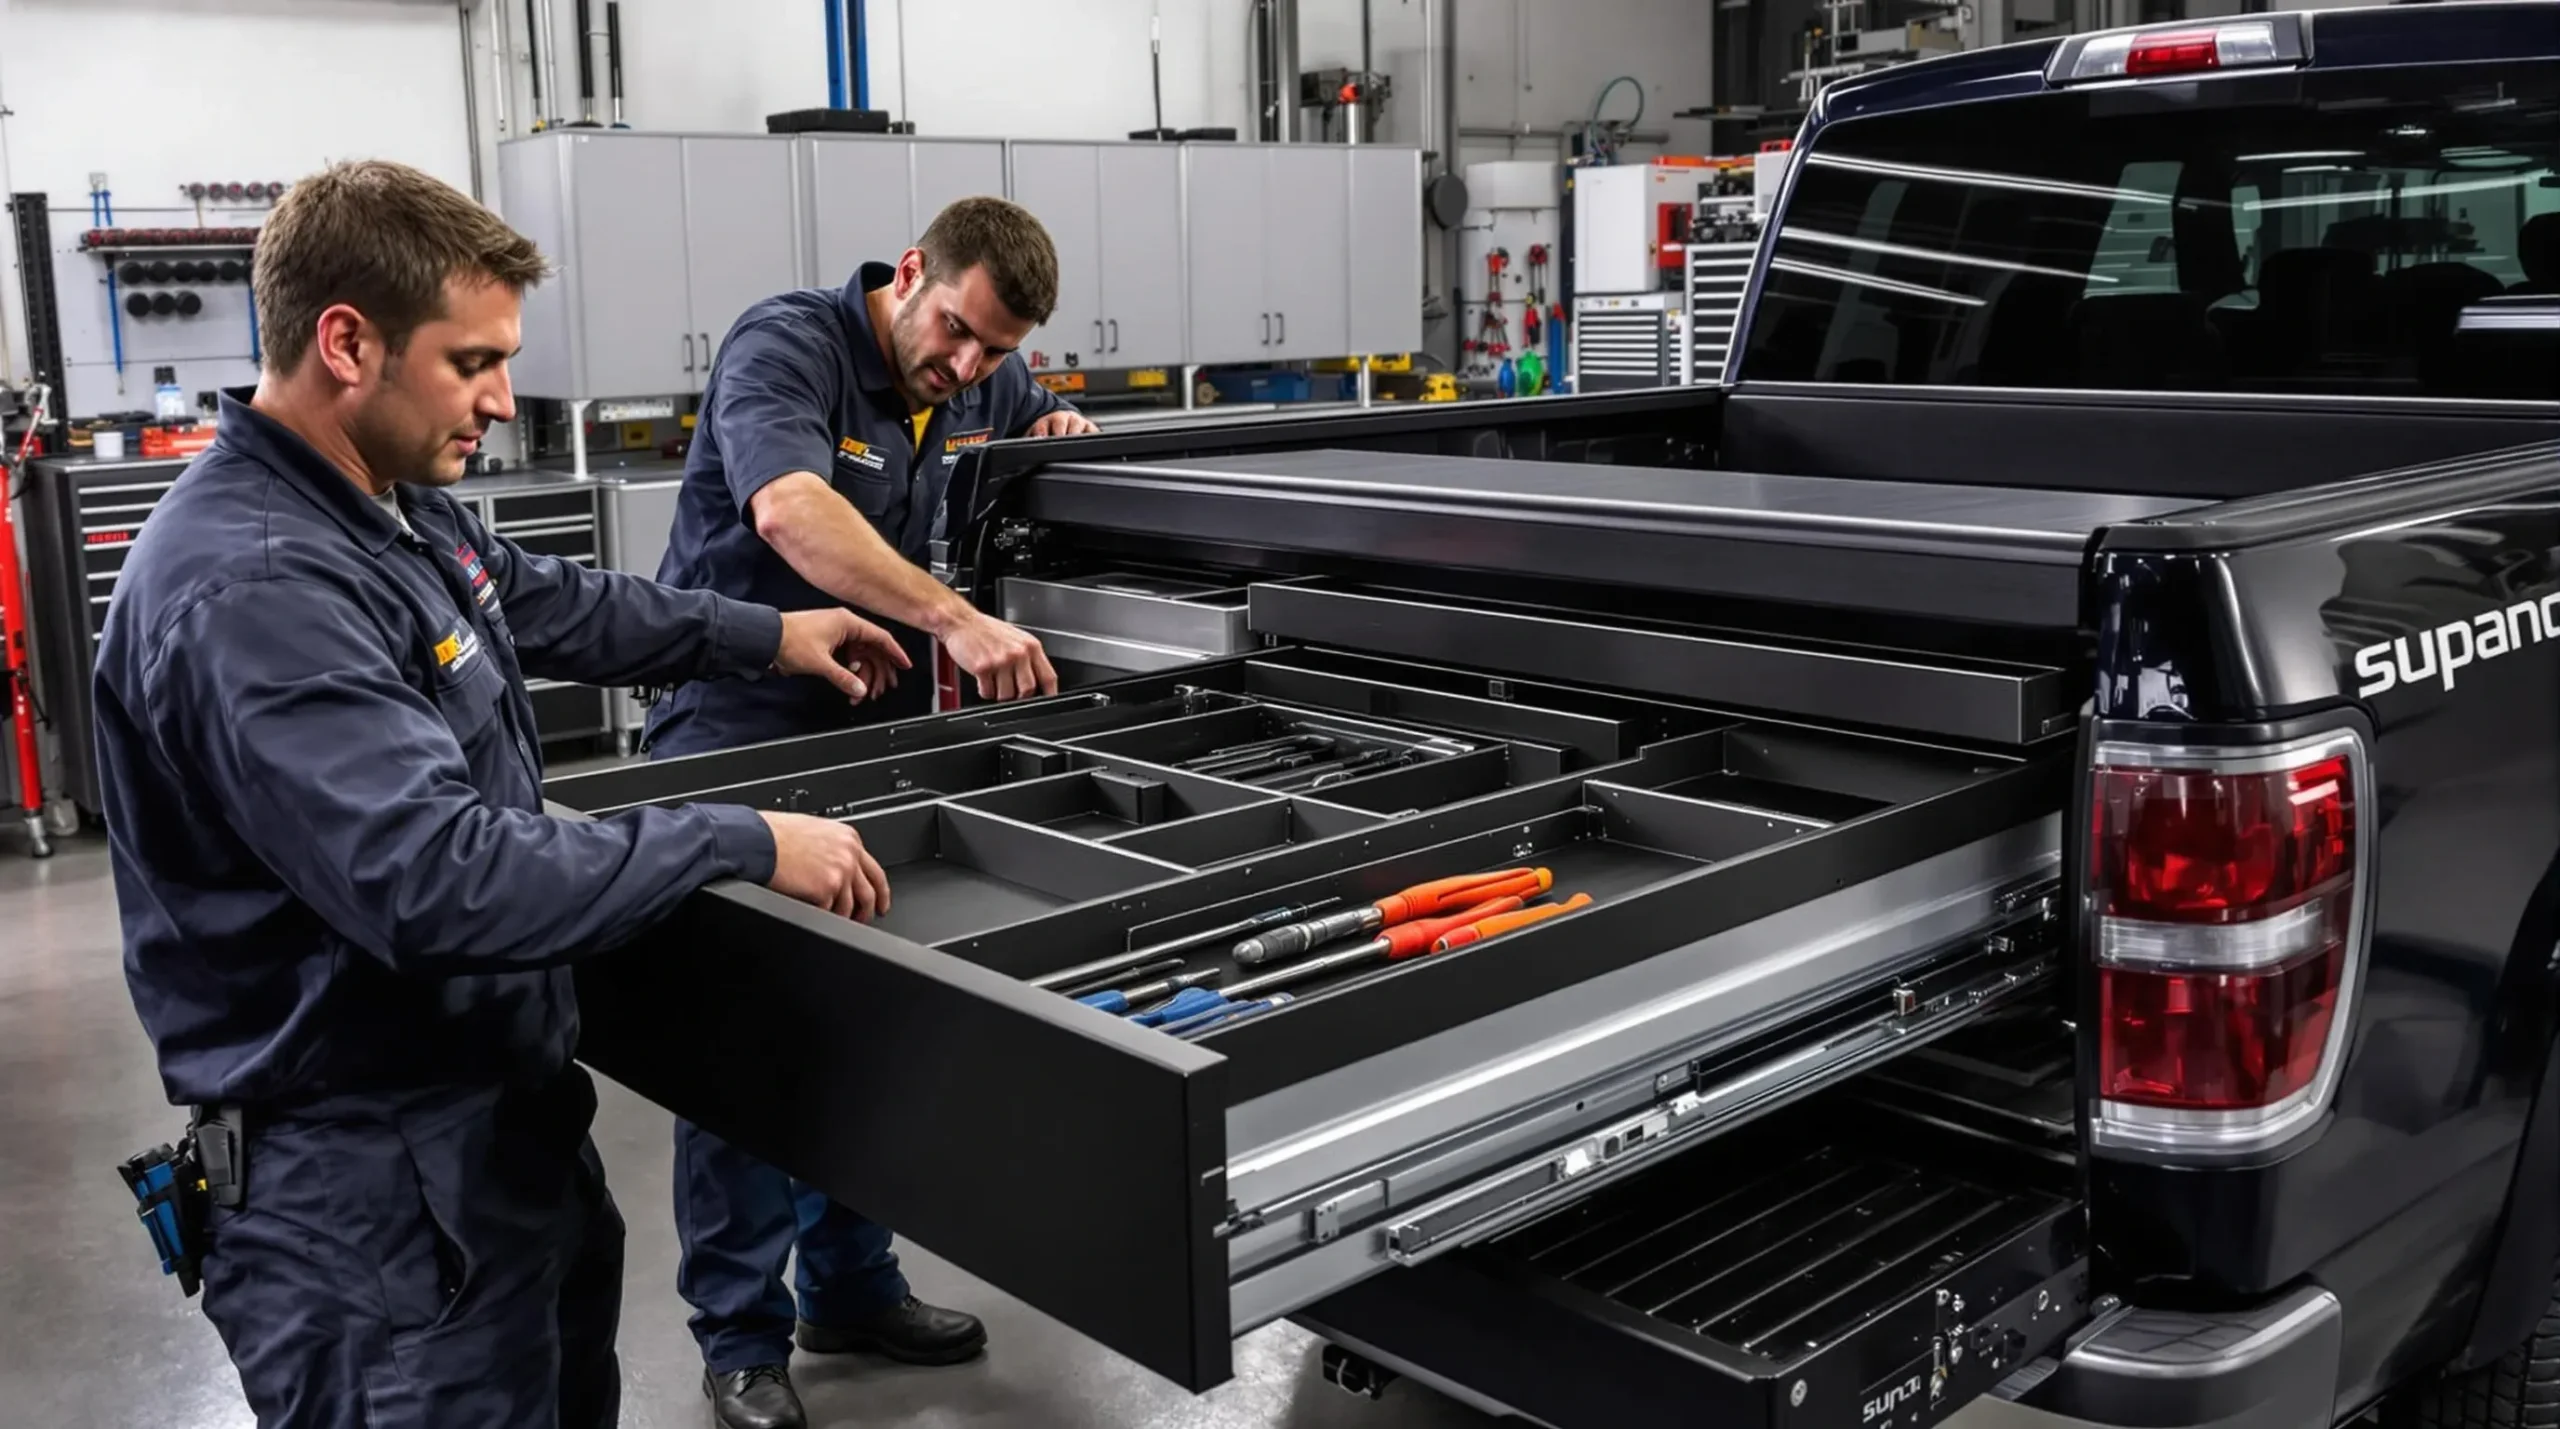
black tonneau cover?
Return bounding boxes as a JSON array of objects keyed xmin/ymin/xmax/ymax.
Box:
[{"xmin": 1022, "ymin": 449, "xmax": 2202, "ymax": 628}]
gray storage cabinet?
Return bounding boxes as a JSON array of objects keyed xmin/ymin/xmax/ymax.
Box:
[
  {"xmin": 801, "ymin": 136, "xmax": 1008, "ymax": 289},
  {"xmin": 1346, "ymin": 147, "xmax": 1424, "ymax": 358},
  {"xmin": 1263, "ymin": 146, "xmax": 1350, "ymax": 361},
  {"xmin": 499, "ymin": 131, "xmax": 800, "ymax": 401},
  {"xmin": 597, "ymin": 473, "xmax": 688, "ymax": 744},
  {"xmin": 1185, "ymin": 144, "xmax": 1412, "ymax": 364},
  {"xmin": 1183, "ymin": 145, "xmax": 1275, "ymax": 364},
  {"xmin": 1007, "ymin": 141, "xmax": 1187, "ymax": 372}
]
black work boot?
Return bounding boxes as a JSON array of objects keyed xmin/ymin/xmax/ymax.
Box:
[
  {"xmin": 705, "ymin": 1364, "xmax": 806, "ymax": 1429},
  {"xmin": 795, "ymin": 1296, "xmax": 989, "ymax": 1366}
]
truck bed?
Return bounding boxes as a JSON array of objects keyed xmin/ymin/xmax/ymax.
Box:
[{"xmin": 548, "ymin": 430, "xmax": 2117, "ymax": 1401}]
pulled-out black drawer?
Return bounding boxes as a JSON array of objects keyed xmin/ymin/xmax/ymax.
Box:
[
  {"xmin": 1297, "ymin": 1094, "xmax": 2089, "ymax": 1429},
  {"xmin": 552, "ymin": 645, "xmax": 2069, "ymax": 1393}
]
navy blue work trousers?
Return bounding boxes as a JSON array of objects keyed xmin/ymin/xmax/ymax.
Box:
[
  {"xmin": 197, "ymin": 1072, "xmax": 621, "ymax": 1429},
  {"xmin": 672, "ymin": 1119, "xmax": 910, "ymax": 1373},
  {"xmin": 648, "ymin": 685, "xmax": 918, "ymax": 1374}
]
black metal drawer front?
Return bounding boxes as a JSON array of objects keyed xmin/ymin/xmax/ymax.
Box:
[
  {"xmin": 1299, "ymin": 1107, "xmax": 2088, "ymax": 1429},
  {"xmin": 509, "ymin": 530, "xmax": 600, "ymax": 565},
  {"xmin": 488, "ymin": 489, "xmax": 596, "ymax": 525},
  {"xmin": 528, "ymin": 683, "xmax": 611, "ymax": 741},
  {"xmin": 1247, "ymin": 582, "xmax": 2075, "ymax": 748}
]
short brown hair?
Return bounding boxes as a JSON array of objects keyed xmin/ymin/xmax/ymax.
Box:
[
  {"xmin": 917, "ymin": 196, "xmax": 1058, "ymax": 325},
  {"xmin": 253, "ymin": 159, "xmax": 548, "ymax": 374}
]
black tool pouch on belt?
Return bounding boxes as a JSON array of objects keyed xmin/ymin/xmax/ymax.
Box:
[{"xmin": 115, "ymin": 1137, "xmax": 209, "ymax": 1297}]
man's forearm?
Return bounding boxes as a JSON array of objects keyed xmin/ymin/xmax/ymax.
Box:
[{"xmin": 756, "ymin": 475, "xmax": 973, "ymax": 635}]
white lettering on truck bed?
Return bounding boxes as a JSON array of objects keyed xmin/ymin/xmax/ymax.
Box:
[{"xmin": 2353, "ymin": 591, "xmax": 2560, "ymax": 697}]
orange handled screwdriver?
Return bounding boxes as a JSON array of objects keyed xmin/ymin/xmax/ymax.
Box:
[
  {"xmin": 1224, "ymin": 894, "xmax": 1527, "ymax": 999},
  {"xmin": 1433, "ymin": 893, "xmax": 1594, "ymax": 952},
  {"xmin": 1233, "ymin": 868, "xmax": 1552, "ymax": 967}
]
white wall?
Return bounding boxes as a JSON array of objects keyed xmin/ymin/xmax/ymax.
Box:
[
  {"xmin": 491, "ymin": 0, "xmax": 1710, "ymax": 156},
  {"xmin": 0, "ymin": 0, "xmax": 473, "ymax": 386},
  {"xmin": 0, "ymin": 0, "xmax": 1712, "ymax": 384}
]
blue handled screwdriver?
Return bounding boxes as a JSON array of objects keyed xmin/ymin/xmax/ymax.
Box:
[
  {"xmin": 1163, "ymin": 994, "xmax": 1295, "ymax": 1038},
  {"xmin": 1127, "ymin": 984, "xmax": 1233, "ymax": 1028},
  {"xmin": 1076, "ymin": 968, "xmax": 1222, "ymax": 1016}
]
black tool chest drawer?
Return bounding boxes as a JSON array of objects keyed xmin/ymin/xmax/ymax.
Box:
[
  {"xmin": 552, "ymin": 639, "xmax": 2073, "ymax": 1393},
  {"xmin": 1297, "ymin": 1071, "xmax": 2089, "ymax": 1429}
]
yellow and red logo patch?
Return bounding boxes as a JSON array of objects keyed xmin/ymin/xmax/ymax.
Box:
[{"xmin": 836, "ymin": 436, "xmax": 887, "ymax": 472}]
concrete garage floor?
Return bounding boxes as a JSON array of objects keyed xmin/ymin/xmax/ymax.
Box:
[{"xmin": 0, "ymin": 830, "xmax": 2061, "ymax": 1429}]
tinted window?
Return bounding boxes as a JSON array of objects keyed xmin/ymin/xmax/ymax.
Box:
[{"xmin": 1740, "ymin": 61, "xmax": 2560, "ymax": 399}]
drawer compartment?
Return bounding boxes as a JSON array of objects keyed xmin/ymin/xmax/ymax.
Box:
[
  {"xmin": 1297, "ymin": 1097, "xmax": 2089, "ymax": 1429},
  {"xmin": 846, "ymin": 803, "xmax": 1190, "ymax": 945},
  {"xmin": 1104, "ymin": 799, "xmax": 1387, "ymax": 868},
  {"xmin": 1002, "ymin": 570, "xmax": 1253, "ymax": 659},
  {"xmin": 1065, "ymin": 703, "xmax": 1516, "ymax": 806},
  {"xmin": 566, "ymin": 679, "xmax": 1255, "ymax": 813},
  {"xmin": 588, "ymin": 736, "xmax": 1086, "ymax": 819},
  {"xmin": 1248, "ymin": 581, "xmax": 2076, "ymax": 746},
  {"xmin": 558, "ymin": 657, "xmax": 2070, "ymax": 1394},
  {"xmin": 1241, "ymin": 649, "xmax": 1725, "ymax": 767},
  {"xmin": 952, "ymin": 766, "xmax": 1268, "ymax": 838}
]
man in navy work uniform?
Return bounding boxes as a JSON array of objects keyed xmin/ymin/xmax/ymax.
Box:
[
  {"xmin": 92, "ymin": 159, "xmax": 906, "ymax": 1429},
  {"xmin": 649, "ymin": 195, "xmax": 1096, "ymax": 1428}
]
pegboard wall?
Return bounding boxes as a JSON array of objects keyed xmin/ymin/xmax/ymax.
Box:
[{"xmin": 42, "ymin": 188, "xmax": 277, "ymax": 421}]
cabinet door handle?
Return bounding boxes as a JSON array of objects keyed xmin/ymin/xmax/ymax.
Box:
[
  {"xmin": 1277, "ymin": 311, "xmax": 1287, "ymax": 345},
  {"xmin": 1094, "ymin": 319, "xmax": 1105, "ymax": 351},
  {"xmin": 701, "ymin": 331, "xmax": 712, "ymax": 368},
  {"xmin": 1109, "ymin": 318, "xmax": 1120, "ymax": 352},
  {"xmin": 1261, "ymin": 312, "xmax": 1271, "ymax": 345},
  {"xmin": 682, "ymin": 332, "xmax": 695, "ymax": 373}
]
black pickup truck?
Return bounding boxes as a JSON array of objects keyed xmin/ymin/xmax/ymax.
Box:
[{"xmin": 548, "ymin": 8, "xmax": 2560, "ymax": 1427}]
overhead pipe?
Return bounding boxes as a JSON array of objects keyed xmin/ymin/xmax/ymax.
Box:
[
  {"xmin": 524, "ymin": 0, "xmax": 548, "ymax": 128},
  {"xmin": 492, "ymin": 0, "xmax": 514, "ymax": 137},
  {"xmin": 1351, "ymin": 0, "xmax": 1370, "ymax": 143},
  {"xmin": 1251, "ymin": 0, "xmax": 1299, "ymax": 141},
  {"xmin": 606, "ymin": 1, "xmax": 627, "ymax": 127},
  {"xmin": 458, "ymin": 3, "xmax": 485, "ymax": 196},
  {"xmin": 572, "ymin": 0, "xmax": 598, "ymax": 126},
  {"xmin": 824, "ymin": 0, "xmax": 846, "ymax": 108},
  {"xmin": 537, "ymin": 0, "xmax": 564, "ymax": 126},
  {"xmin": 851, "ymin": 1, "xmax": 870, "ymax": 110}
]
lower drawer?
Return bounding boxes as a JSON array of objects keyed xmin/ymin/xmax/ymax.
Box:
[{"xmin": 1296, "ymin": 1096, "xmax": 2089, "ymax": 1429}]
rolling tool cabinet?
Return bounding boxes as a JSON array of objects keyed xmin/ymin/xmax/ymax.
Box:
[{"xmin": 22, "ymin": 457, "xmax": 620, "ymax": 818}]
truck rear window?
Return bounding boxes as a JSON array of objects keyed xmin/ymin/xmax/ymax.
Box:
[{"xmin": 1739, "ymin": 61, "xmax": 2560, "ymax": 400}]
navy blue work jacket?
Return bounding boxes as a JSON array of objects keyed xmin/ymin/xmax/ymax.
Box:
[
  {"xmin": 645, "ymin": 262, "xmax": 1068, "ymax": 754},
  {"xmin": 93, "ymin": 394, "xmax": 785, "ymax": 1110}
]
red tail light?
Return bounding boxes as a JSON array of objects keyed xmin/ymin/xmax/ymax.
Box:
[
  {"xmin": 2054, "ymin": 18, "xmax": 2296, "ymax": 85},
  {"xmin": 2088, "ymin": 735, "xmax": 2365, "ymax": 1156},
  {"xmin": 2123, "ymin": 31, "xmax": 2222, "ymax": 77}
]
